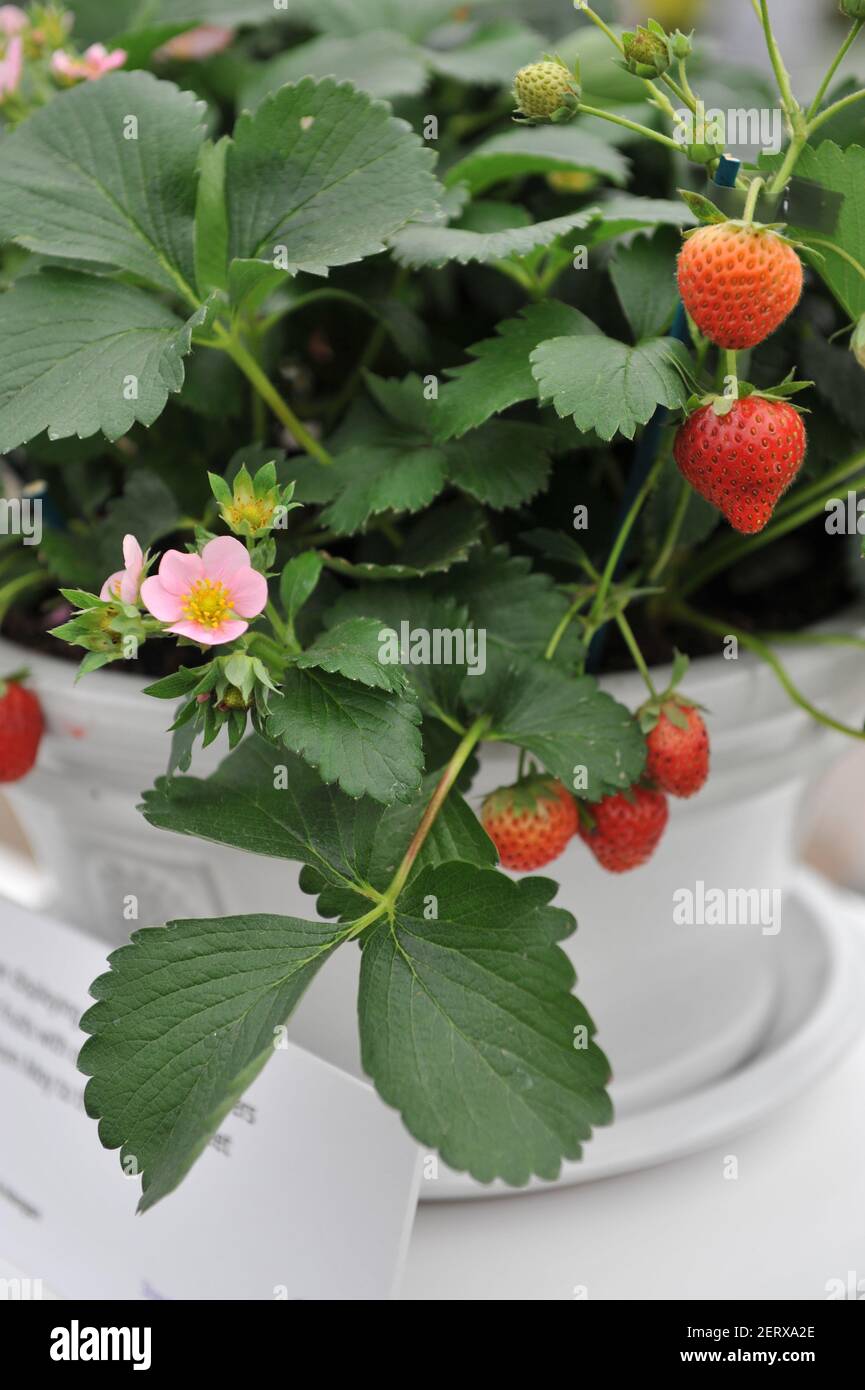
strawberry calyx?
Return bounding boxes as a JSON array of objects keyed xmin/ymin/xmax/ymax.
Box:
[
  {"xmin": 483, "ymin": 772, "xmax": 568, "ymax": 821},
  {"xmin": 682, "ymin": 371, "xmax": 813, "ymax": 421},
  {"xmin": 0, "ymin": 667, "xmax": 31, "ymax": 700},
  {"xmin": 636, "ymin": 651, "xmax": 706, "ymax": 736}
]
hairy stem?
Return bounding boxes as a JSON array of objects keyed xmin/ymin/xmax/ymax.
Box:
[
  {"xmin": 671, "ymin": 602, "xmax": 865, "ymax": 742},
  {"xmin": 577, "ymin": 103, "xmax": 684, "ymax": 152},
  {"xmin": 216, "ymin": 326, "xmax": 334, "ymax": 467},
  {"xmin": 648, "ymin": 477, "xmax": 691, "ymax": 582},
  {"xmin": 615, "ymin": 611, "xmax": 658, "ymax": 697},
  {"xmin": 382, "ymin": 714, "xmax": 493, "ymax": 912},
  {"xmin": 806, "ymin": 19, "xmax": 864, "ymax": 120}
]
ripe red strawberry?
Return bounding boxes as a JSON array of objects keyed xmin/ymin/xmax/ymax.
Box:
[
  {"xmin": 578, "ymin": 786, "xmax": 668, "ymax": 873},
  {"xmin": 0, "ymin": 675, "xmax": 44, "ymax": 782},
  {"xmin": 677, "ymin": 223, "xmax": 803, "ymax": 349},
  {"xmin": 673, "ymin": 396, "xmax": 806, "ymax": 534},
  {"xmin": 645, "ymin": 703, "xmax": 709, "ymax": 798},
  {"xmin": 481, "ymin": 775, "xmax": 578, "ymax": 871}
]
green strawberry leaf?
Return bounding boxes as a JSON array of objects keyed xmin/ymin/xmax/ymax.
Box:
[
  {"xmin": 226, "ymin": 78, "xmax": 441, "ymax": 276},
  {"xmin": 240, "ymin": 31, "xmax": 430, "ymax": 107},
  {"xmin": 444, "ymin": 123, "xmax": 629, "ymax": 195},
  {"xmin": 478, "ymin": 656, "xmax": 646, "ymax": 799},
  {"xmin": 140, "ymin": 736, "xmax": 492, "ymax": 912},
  {"xmin": 435, "ymin": 301, "xmax": 599, "ymax": 440},
  {"xmin": 531, "ymin": 333, "xmax": 694, "ymax": 441},
  {"xmin": 194, "ymin": 137, "xmax": 230, "ymax": 296},
  {"xmin": 0, "ymin": 72, "xmax": 204, "ymax": 301},
  {"xmin": 279, "ymin": 552, "xmax": 324, "ymax": 625},
  {"xmin": 266, "ymin": 669, "xmax": 423, "ymax": 804},
  {"xmin": 589, "ymin": 193, "xmax": 697, "ymax": 247},
  {"xmin": 292, "ymin": 617, "xmax": 410, "ymax": 694},
  {"xmin": 359, "ymin": 861, "xmax": 612, "ymax": 1186},
  {"xmin": 265, "ymin": 0, "xmax": 488, "ymax": 41},
  {"xmin": 388, "ymin": 206, "xmax": 599, "ymax": 270},
  {"xmin": 779, "ymin": 141, "xmax": 865, "ymax": 319},
  {"xmin": 609, "ymin": 227, "xmax": 681, "ymax": 342},
  {"xmin": 0, "ymin": 272, "xmax": 205, "ymax": 450},
  {"xmin": 319, "ymin": 499, "xmax": 485, "ymax": 581},
  {"xmin": 79, "ymin": 912, "xmax": 347, "ymax": 1210},
  {"xmin": 424, "ymin": 21, "xmax": 543, "ymax": 84}
]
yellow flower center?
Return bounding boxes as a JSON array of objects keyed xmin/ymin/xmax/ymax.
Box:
[{"xmin": 181, "ymin": 578, "xmax": 233, "ymax": 629}]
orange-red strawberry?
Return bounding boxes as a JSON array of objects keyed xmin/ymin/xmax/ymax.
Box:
[
  {"xmin": 578, "ymin": 786, "xmax": 668, "ymax": 873},
  {"xmin": 645, "ymin": 703, "xmax": 709, "ymax": 798},
  {"xmin": 481, "ymin": 775, "xmax": 578, "ymax": 872},
  {"xmin": 673, "ymin": 396, "xmax": 806, "ymax": 534},
  {"xmin": 677, "ymin": 223, "xmax": 803, "ymax": 349},
  {"xmin": 0, "ymin": 675, "xmax": 44, "ymax": 782}
]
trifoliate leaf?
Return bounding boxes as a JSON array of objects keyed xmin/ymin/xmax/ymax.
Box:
[
  {"xmin": 777, "ymin": 142, "xmax": 865, "ymax": 319},
  {"xmin": 531, "ymin": 333, "xmax": 693, "ymax": 441},
  {"xmin": 359, "ymin": 862, "xmax": 612, "ymax": 1186},
  {"xmin": 0, "ymin": 272, "xmax": 204, "ymax": 450},
  {"xmin": 226, "ymin": 78, "xmax": 441, "ymax": 275}
]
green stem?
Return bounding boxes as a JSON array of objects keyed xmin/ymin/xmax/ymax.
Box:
[
  {"xmin": 588, "ymin": 455, "xmax": 665, "ymax": 627},
  {"xmin": 767, "ymin": 132, "xmax": 808, "ymax": 197},
  {"xmin": 671, "ymin": 602, "xmax": 865, "ymax": 742},
  {"xmin": 216, "ymin": 326, "xmax": 334, "ymax": 467},
  {"xmin": 577, "ymin": 103, "xmax": 684, "ymax": 152},
  {"xmin": 648, "ymin": 477, "xmax": 691, "ymax": 582},
  {"xmin": 808, "ymin": 85, "xmax": 865, "ymax": 136},
  {"xmin": 545, "ymin": 592, "xmax": 586, "ymax": 661},
  {"xmin": 742, "ymin": 177, "xmax": 764, "ymax": 226},
  {"xmin": 258, "ymin": 288, "xmax": 385, "ymax": 337},
  {"xmin": 382, "ymin": 715, "xmax": 493, "ymax": 912},
  {"xmin": 758, "ymin": 0, "xmax": 800, "ymax": 123},
  {"xmin": 806, "ymin": 19, "xmax": 864, "ymax": 120},
  {"xmin": 615, "ymin": 611, "xmax": 658, "ymax": 697},
  {"xmin": 776, "ymin": 450, "xmax": 865, "ymax": 516},
  {"xmin": 0, "ymin": 571, "xmax": 49, "ymax": 623}
]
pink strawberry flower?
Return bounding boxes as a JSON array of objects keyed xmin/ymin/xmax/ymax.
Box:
[
  {"xmin": 100, "ymin": 534, "xmax": 145, "ymax": 606},
  {"xmin": 51, "ymin": 43, "xmax": 126, "ymax": 83},
  {"xmin": 140, "ymin": 536, "xmax": 268, "ymax": 647},
  {"xmin": 0, "ymin": 7, "xmax": 26, "ymax": 37},
  {"xmin": 155, "ymin": 25, "xmax": 234, "ymax": 62},
  {"xmin": 0, "ymin": 34, "xmax": 22, "ymax": 99}
]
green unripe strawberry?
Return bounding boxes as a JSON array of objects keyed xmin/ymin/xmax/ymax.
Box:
[
  {"xmin": 840, "ymin": 1, "xmax": 865, "ymax": 20},
  {"xmin": 513, "ymin": 59, "xmax": 580, "ymax": 123},
  {"xmin": 622, "ymin": 23, "xmax": 671, "ymax": 78}
]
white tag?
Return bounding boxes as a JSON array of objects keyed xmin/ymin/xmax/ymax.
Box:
[{"xmin": 0, "ymin": 900, "xmax": 421, "ymax": 1300}]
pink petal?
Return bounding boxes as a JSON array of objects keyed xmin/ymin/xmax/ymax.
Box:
[
  {"xmin": 140, "ymin": 576, "xmax": 184, "ymax": 623},
  {"xmin": 100, "ymin": 570, "xmax": 124, "ymax": 602},
  {"xmin": 168, "ymin": 618, "xmax": 249, "ymax": 647},
  {"xmin": 157, "ymin": 548, "xmax": 203, "ymax": 595},
  {"xmin": 226, "ymin": 566, "xmax": 268, "ymax": 618},
  {"xmin": 201, "ymin": 535, "xmax": 250, "ymax": 581},
  {"xmin": 118, "ymin": 570, "xmax": 140, "ymax": 605},
  {"xmin": 121, "ymin": 533, "xmax": 143, "ymax": 573}
]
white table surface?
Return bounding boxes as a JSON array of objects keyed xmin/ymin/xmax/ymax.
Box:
[
  {"xmin": 400, "ymin": 1030, "xmax": 865, "ymax": 1302},
  {"xmin": 3, "ymin": 1019, "xmax": 863, "ymax": 1305}
]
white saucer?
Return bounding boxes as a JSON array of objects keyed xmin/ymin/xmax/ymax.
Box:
[{"xmin": 422, "ymin": 869, "xmax": 865, "ymax": 1201}]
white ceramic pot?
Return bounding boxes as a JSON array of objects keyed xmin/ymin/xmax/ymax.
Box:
[{"xmin": 1, "ymin": 627, "xmax": 863, "ymax": 1114}]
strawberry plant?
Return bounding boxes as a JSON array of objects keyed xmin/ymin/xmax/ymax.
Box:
[{"xmin": 0, "ymin": 0, "xmax": 864, "ymax": 1203}]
